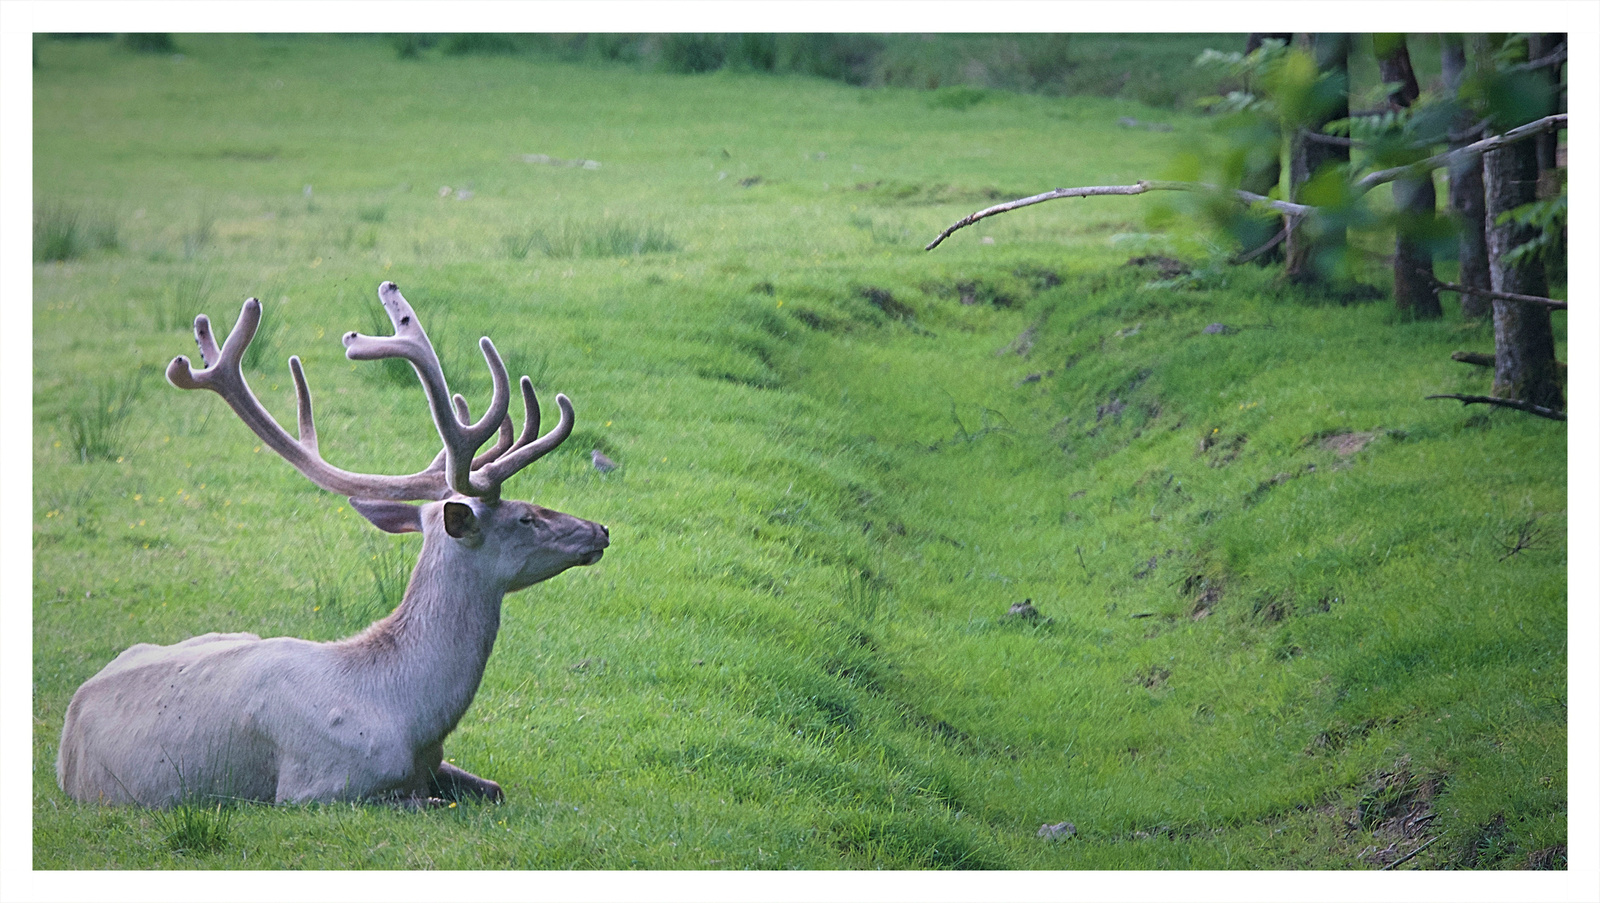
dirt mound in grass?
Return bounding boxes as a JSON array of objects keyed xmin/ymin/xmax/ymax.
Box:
[{"xmin": 1321, "ymin": 431, "xmax": 1377, "ymax": 456}]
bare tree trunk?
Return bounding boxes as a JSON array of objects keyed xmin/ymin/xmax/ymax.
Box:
[
  {"xmin": 1285, "ymin": 33, "xmax": 1349, "ymax": 283},
  {"xmin": 1377, "ymin": 34, "xmax": 1441, "ymax": 318},
  {"xmin": 1528, "ymin": 32, "xmax": 1566, "ymax": 283},
  {"xmin": 1240, "ymin": 34, "xmax": 1293, "ymax": 265},
  {"xmin": 1484, "ymin": 140, "xmax": 1563, "ymax": 410},
  {"xmin": 1528, "ymin": 34, "xmax": 1564, "ymax": 173},
  {"xmin": 1441, "ymin": 35, "xmax": 1492, "ymax": 317}
]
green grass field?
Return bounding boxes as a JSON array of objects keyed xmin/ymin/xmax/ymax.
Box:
[{"xmin": 31, "ymin": 35, "xmax": 1566, "ymax": 871}]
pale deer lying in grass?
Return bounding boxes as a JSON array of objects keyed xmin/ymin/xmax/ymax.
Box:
[{"xmin": 57, "ymin": 281, "xmax": 609, "ymax": 807}]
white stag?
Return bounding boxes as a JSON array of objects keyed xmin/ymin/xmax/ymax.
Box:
[{"xmin": 57, "ymin": 281, "xmax": 609, "ymax": 807}]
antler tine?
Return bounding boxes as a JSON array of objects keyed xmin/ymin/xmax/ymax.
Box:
[
  {"xmin": 478, "ymin": 417, "xmax": 516, "ymax": 467},
  {"xmin": 167, "ymin": 298, "xmax": 452, "ymax": 501},
  {"xmin": 288, "ymin": 356, "xmax": 318, "ymax": 451},
  {"xmin": 192, "ymin": 313, "xmax": 222, "ymax": 367},
  {"xmin": 171, "ymin": 284, "xmax": 569, "ymax": 505},
  {"xmin": 474, "ymin": 377, "xmax": 541, "ymax": 461},
  {"xmin": 513, "ymin": 376, "xmax": 541, "ymax": 449},
  {"xmin": 343, "ymin": 282, "xmax": 512, "ymax": 499},
  {"xmin": 456, "ymin": 395, "xmax": 516, "ymax": 469},
  {"xmin": 476, "ymin": 390, "xmax": 575, "ymax": 491}
]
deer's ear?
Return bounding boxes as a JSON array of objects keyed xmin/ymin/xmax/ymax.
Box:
[
  {"xmin": 350, "ymin": 498, "xmax": 424, "ymax": 534},
  {"xmin": 443, "ymin": 501, "xmax": 481, "ymax": 540}
]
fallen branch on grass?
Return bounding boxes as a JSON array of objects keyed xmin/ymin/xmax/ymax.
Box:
[
  {"xmin": 1450, "ymin": 351, "xmax": 1496, "ymax": 368},
  {"xmin": 1450, "ymin": 351, "xmax": 1567, "ymax": 378},
  {"xmin": 1497, "ymin": 517, "xmax": 1548, "ymax": 561},
  {"xmin": 1380, "ymin": 835, "xmax": 1441, "ymax": 871},
  {"xmin": 1420, "ymin": 270, "xmax": 1568, "ymax": 310},
  {"xmin": 1425, "ymin": 394, "xmax": 1566, "ymax": 422},
  {"xmin": 926, "ymin": 114, "xmax": 1567, "ymax": 251}
]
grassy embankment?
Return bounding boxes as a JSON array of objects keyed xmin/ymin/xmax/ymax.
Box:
[{"xmin": 32, "ymin": 35, "xmax": 1565, "ymax": 869}]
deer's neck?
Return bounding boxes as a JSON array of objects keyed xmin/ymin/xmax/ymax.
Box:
[{"xmin": 339, "ymin": 541, "xmax": 505, "ymax": 747}]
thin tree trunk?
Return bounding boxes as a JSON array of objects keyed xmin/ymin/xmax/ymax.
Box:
[
  {"xmin": 1241, "ymin": 34, "xmax": 1293, "ymax": 265},
  {"xmin": 1377, "ymin": 35, "xmax": 1440, "ymax": 318},
  {"xmin": 1484, "ymin": 139, "xmax": 1562, "ymax": 410},
  {"xmin": 1528, "ymin": 34, "xmax": 1564, "ymax": 173},
  {"xmin": 1285, "ymin": 33, "xmax": 1349, "ymax": 283},
  {"xmin": 1441, "ymin": 35, "xmax": 1492, "ymax": 316},
  {"xmin": 1528, "ymin": 32, "xmax": 1566, "ymax": 282}
]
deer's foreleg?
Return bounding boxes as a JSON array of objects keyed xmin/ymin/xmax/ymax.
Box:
[{"xmin": 428, "ymin": 760, "xmax": 504, "ymax": 803}]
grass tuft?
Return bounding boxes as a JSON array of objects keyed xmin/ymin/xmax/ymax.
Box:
[
  {"xmin": 156, "ymin": 270, "xmax": 213, "ymax": 332},
  {"xmin": 365, "ymin": 534, "xmax": 413, "ymax": 614},
  {"xmin": 506, "ymin": 218, "xmax": 678, "ymax": 259},
  {"xmin": 927, "ymin": 86, "xmax": 990, "ymax": 111},
  {"xmin": 61, "ymin": 375, "xmax": 145, "ymax": 463},
  {"xmin": 181, "ymin": 208, "xmax": 216, "ymax": 259},
  {"xmin": 153, "ymin": 799, "xmax": 233, "ymax": 856},
  {"xmin": 34, "ymin": 201, "xmax": 119, "ymax": 262}
]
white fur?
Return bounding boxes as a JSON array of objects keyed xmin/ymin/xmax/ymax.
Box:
[{"xmin": 57, "ymin": 498, "xmax": 607, "ymax": 807}]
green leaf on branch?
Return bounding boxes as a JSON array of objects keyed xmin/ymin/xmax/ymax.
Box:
[{"xmin": 1497, "ymin": 195, "xmax": 1568, "ymax": 270}]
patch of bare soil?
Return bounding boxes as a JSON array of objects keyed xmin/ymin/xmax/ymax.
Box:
[
  {"xmin": 1181, "ymin": 572, "xmax": 1223, "ymax": 620},
  {"xmin": 958, "ymin": 280, "xmax": 1017, "ymax": 308},
  {"xmin": 1014, "ymin": 265, "xmax": 1061, "ymax": 291},
  {"xmin": 1304, "ymin": 717, "xmax": 1389, "ymax": 757},
  {"xmin": 1321, "ymin": 431, "xmax": 1378, "ymax": 456},
  {"xmin": 1096, "ymin": 397, "xmax": 1127, "ymax": 422},
  {"xmin": 790, "ymin": 306, "xmax": 844, "ymax": 333},
  {"xmin": 858, "ymin": 286, "xmax": 914, "ymax": 319},
  {"xmin": 1524, "ymin": 843, "xmax": 1566, "ymax": 869},
  {"xmin": 1198, "ymin": 430, "xmax": 1247, "ymax": 465},
  {"xmin": 1123, "ymin": 255, "xmax": 1191, "ymax": 279},
  {"xmin": 1251, "ymin": 592, "xmax": 1291, "ymax": 623},
  {"xmin": 1129, "ymin": 665, "xmax": 1171, "ymax": 690},
  {"xmin": 999, "ymin": 321, "xmax": 1038, "ymax": 356},
  {"xmin": 1354, "ymin": 757, "xmax": 1443, "ymax": 869}
]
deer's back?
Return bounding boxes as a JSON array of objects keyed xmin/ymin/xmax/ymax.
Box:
[{"xmin": 57, "ymin": 632, "xmax": 343, "ymax": 806}]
